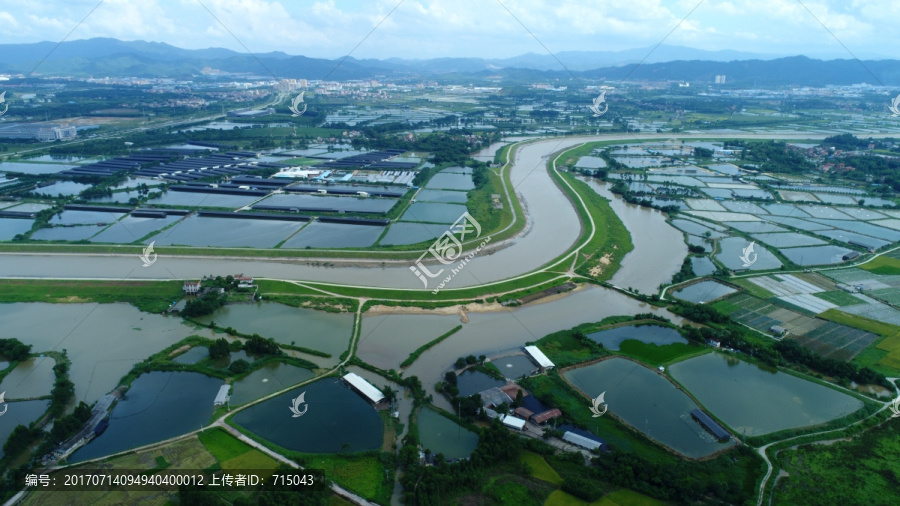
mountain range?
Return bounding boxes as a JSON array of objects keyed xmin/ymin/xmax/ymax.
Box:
[{"xmin": 1, "ymin": 38, "xmax": 898, "ymax": 86}]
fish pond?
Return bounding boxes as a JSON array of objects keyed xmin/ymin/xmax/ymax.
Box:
[
  {"xmin": 586, "ymin": 324, "xmax": 687, "ymax": 351},
  {"xmin": 671, "ymin": 280, "xmax": 737, "ymax": 304},
  {"xmin": 70, "ymin": 371, "xmax": 223, "ymax": 462},
  {"xmin": 417, "ymin": 408, "xmax": 478, "ymax": 460},
  {"xmin": 232, "ymin": 378, "xmax": 383, "ymax": 453},
  {"xmin": 228, "ymin": 362, "xmax": 315, "ymax": 406},
  {"xmin": 196, "ymin": 302, "xmax": 353, "ymax": 361},
  {"xmin": 668, "ymin": 353, "xmax": 864, "ymax": 436},
  {"xmin": 564, "ymin": 358, "xmax": 735, "ymax": 458}
]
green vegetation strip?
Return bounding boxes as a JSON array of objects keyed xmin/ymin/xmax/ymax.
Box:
[
  {"xmin": 0, "ymin": 279, "xmax": 183, "ymax": 313},
  {"xmin": 400, "ymin": 325, "xmax": 462, "ymax": 368},
  {"xmin": 819, "ymin": 309, "xmax": 900, "ymax": 338}
]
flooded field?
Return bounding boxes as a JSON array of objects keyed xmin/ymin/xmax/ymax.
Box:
[
  {"xmin": 357, "ymin": 313, "xmax": 460, "ymax": 370},
  {"xmin": 0, "ymin": 357, "xmax": 56, "ymax": 399},
  {"xmin": 0, "ymin": 400, "xmax": 50, "ymax": 458},
  {"xmin": 0, "ymin": 303, "xmax": 214, "ymax": 403}
]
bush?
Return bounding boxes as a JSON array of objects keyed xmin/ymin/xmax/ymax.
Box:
[{"xmin": 228, "ymin": 359, "xmax": 250, "ymax": 375}]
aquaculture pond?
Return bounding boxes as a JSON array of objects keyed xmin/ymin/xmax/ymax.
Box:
[
  {"xmin": 69, "ymin": 371, "xmax": 223, "ymax": 462},
  {"xmin": 196, "ymin": 302, "xmax": 353, "ymax": 361},
  {"xmin": 671, "ymin": 280, "xmax": 738, "ymax": 304},
  {"xmin": 417, "ymin": 408, "xmax": 479, "ymax": 460},
  {"xmin": 228, "ymin": 362, "xmax": 315, "ymax": 406},
  {"xmin": 357, "ymin": 313, "xmax": 461, "ymax": 370},
  {"xmin": 564, "ymin": 358, "xmax": 735, "ymax": 458},
  {"xmin": 715, "ymin": 237, "xmax": 783, "ymax": 271},
  {"xmin": 153, "ymin": 216, "xmax": 304, "ymax": 248},
  {"xmin": 668, "ymin": 353, "xmax": 864, "ymax": 436},
  {"xmin": 232, "ymin": 378, "xmax": 383, "ymax": 453},
  {"xmin": 0, "ymin": 400, "xmax": 50, "ymax": 458},
  {"xmin": 586, "ymin": 324, "xmax": 687, "ymax": 351},
  {"xmin": 456, "ymin": 370, "xmax": 506, "ymax": 397},
  {"xmin": 378, "ymin": 222, "xmax": 447, "ymax": 246},
  {"xmin": 491, "ymin": 354, "xmax": 538, "ymax": 380},
  {"xmin": 281, "ymin": 222, "xmax": 384, "ymax": 249},
  {"xmin": 172, "ymin": 346, "xmax": 209, "ymax": 365}
]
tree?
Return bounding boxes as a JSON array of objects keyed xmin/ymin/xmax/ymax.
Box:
[
  {"xmin": 228, "ymin": 359, "xmax": 250, "ymax": 375},
  {"xmin": 209, "ymin": 338, "xmax": 230, "ymax": 360}
]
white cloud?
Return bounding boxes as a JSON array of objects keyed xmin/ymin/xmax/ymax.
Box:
[{"xmin": 0, "ymin": 0, "xmax": 896, "ymax": 59}]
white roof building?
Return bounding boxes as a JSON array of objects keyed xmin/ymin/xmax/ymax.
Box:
[
  {"xmin": 213, "ymin": 385, "xmax": 230, "ymax": 406},
  {"xmin": 342, "ymin": 373, "xmax": 385, "ymax": 404},
  {"xmin": 501, "ymin": 415, "xmax": 527, "ymax": 430},
  {"xmin": 524, "ymin": 346, "xmax": 555, "ymax": 369}
]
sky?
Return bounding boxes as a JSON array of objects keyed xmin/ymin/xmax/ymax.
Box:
[{"xmin": 0, "ymin": 0, "xmax": 897, "ymax": 60}]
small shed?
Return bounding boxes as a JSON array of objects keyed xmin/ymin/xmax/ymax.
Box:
[
  {"xmin": 501, "ymin": 415, "xmax": 527, "ymax": 431},
  {"xmin": 342, "ymin": 373, "xmax": 386, "ymax": 404},
  {"xmin": 213, "ymin": 385, "xmax": 230, "ymax": 406},
  {"xmin": 524, "ymin": 345, "xmax": 555, "ymax": 370},
  {"xmin": 530, "ymin": 408, "xmax": 562, "ymax": 425},
  {"xmin": 562, "ymin": 431, "xmax": 602, "ymax": 450}
]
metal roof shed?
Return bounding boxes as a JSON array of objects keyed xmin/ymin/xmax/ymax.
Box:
[
  {"xmin": 501, "ymin": 415, "xmax": 527, "ymax": 430},
  {"xmin": 213, "ymin": 385, "xmax": 230, "ymax": 406},
  {"xmin": 342, "ymin": 373, "xmax": 385, "ymax": 404},
  {"xmin": 524, "ymin": 346, "xmax": 555, "ymax": 369},
  {"xmin": 562, "ymin": 431, "xmax": 602, "ymax": 450}
]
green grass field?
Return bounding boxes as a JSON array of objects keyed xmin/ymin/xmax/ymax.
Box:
[
  {"xmin": 221, "ymin": 449, "xmax": 278, "ymax": 471},
  {"xmin": 812, "ymin": 290, "xmax": 865, "ymax": 307},
  {"xmin": 198, "ymin": 427, "xmax": 255, "ymax": 462},
  {"xmin": 819, "ymin": 309, "xmax": 900, "ymax": 338},
  {"xmin": 303, "ymin": 454, "xmax": 388, "ymax": 503},
  {"xmin": 859, "ymin": 255, "xmax": 900, "ymax": 276},
  {"xmin": 772, "ymin": 418, "xmax": 900, "ymax": 505},
  {"xmin": 617, "ymin": 340, "xmax": 703, "ymax": 366},
  {"xmin": 520, "ymin": 450, "xmax": 563, "ymax": 485},
  {"xmin": 0, "ymin": 279, "xmax": 183, "ymax": 313},
  {"xmin": 544, "ymin": 489, "xmax": 666, "ymax": 506}
]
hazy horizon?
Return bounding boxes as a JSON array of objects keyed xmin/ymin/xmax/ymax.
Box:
[{"xmin": 0, "ymin": 0, "xmax": 897, "ymax": 61}]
